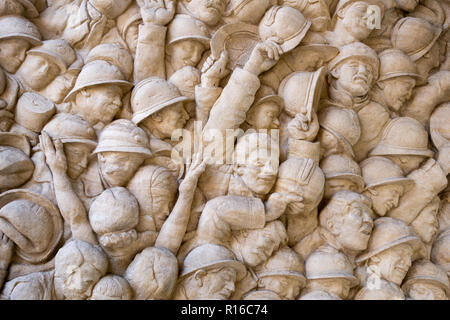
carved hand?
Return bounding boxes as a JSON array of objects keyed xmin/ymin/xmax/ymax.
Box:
[
  {"xmin": 201, "ymin": 51, "xmax": 230, "ymax": 87},
  {"xmin": 0, "ymin": 231, "xmax": 13, "ymax": 269},
  {"xmin": 265, "ymin": 192, "xmax": 304, "ymax": 221},
  {"xmin": 40, "ymin": 131, "xmax": 68, "ymax": 174},
  {"xmin": 179, "ymin": 152, "xmax": 207, "ymax": 194},
  {"xmin": 287, "ymin": 111, "xmax": 320, "ymax": 141},
  {"xmin": 244, "ymin": 40, "xmax": 283, "ymax": 76},
  {"xmin": 136, "ymin": 0, "xmax": 176, "ymax": 26}
]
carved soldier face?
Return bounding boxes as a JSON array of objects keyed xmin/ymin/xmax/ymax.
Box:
[
  {"xmin": 187, "ymin": 267, "xmax": 237, "ymax": 299},
  {"xmin": 378, "ymin": 76, "xmax": 416, "ymax": 112},
  {"xmin": 370, "ymin": 243, "xmax": 414, "ymax": 285},
  {"xmin": 411, "ymin": 200, "xmax": 439, "ymax": 243},
  {"xmin": 64, "ymin": 142, "xmax": 93, "ymax": 180},
  {"xmin": 246, "ymin": 102, "xmax": 281, "ymax": 130},
  {"xmin": 141, "ymin": 102, "xmax": 189, "ymax": 139},
  {"xmin": 385, "ymin": 155, "xmax": 426, "ymax": 175},
  {"xmin": 98, "ymin": 152, "xmax": 145, "ymax": 187},
  {"xmin": 365, "ymin": 184, "xmax": 404, "ymax": 217},
  {"xmin": 332, "ymin": 58, "xmax": 374, "ymax": 97},
  {"xmin": 74, "ymin": 84, "xmax": 123, "ymax": 126},
  {"xmin": 258, "ymin": 276, "xmax": 304, "ymax": 300},
  {"xmin": 338, "ymin": 2, "xmax": 376, "ymax": 41},
  {"xmin": 166, "ymin": 40, "xmax": 206, "ymax": 71},
  {"xmin": 324, "ymin": 178, "xmax": 359, "ymax": 200},
  {"xmin": 239, "ymin": 228, "xmax": 282, "ymax": 267},
  {"xmin": 309, "ymin": 278, "xmax": 353, "ymax": 299},
  {"xmin": 317, "ymin": 129, "xmax": 347, "ymax": 158},
  {"xmin": 415, "ymin": 42, "xmax": 440, "ymax": 80},
  {"xmin": 236, "ymin": 148, "xmax": 278, "ymax": 196},
  {"xmin": 59, "ymin": 261, "xmax": 105, "ymax": 300},
  {"xmin": 395, "ymin": 0, "xmax": 419, "ymax": 12},
  {"xmin": 406, "ymin": 282, "xmax": 447, "ymax": 300},
  {"xmin": 17, "ymin": 55, "xmax": 61, "ymax": 91},
  {"xmin": 125, "ymin": 22, "xmax": 139, "ymax": 55},
  {"xmin": 0, "ymin": 38, "xmax": 31, "ymax": 73},
  {"xmin": 184, "ymin": 0, "xmax": 227, "ymax": 26}
]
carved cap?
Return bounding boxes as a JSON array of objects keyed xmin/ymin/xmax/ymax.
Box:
[
  {"xmin": 320, "ymin": 154, "xmax": 364, "ymax": 192},
  {"xmin": 360, "ymin": 156, "xmax": 413, "ymax": 190},
  {"xmin": 328, "ymin": 42, "xmax": 379, "ymax": 80},
  {"xmin": 369, "ymin": 117, "xmax": 434, "ymax": 158},
  {"xmin": 86, "ymin": 43, "xmax": 134, "ymax": 81},
  {"xmin": 93, "ymin": 119, "xmax": 152, "ymax": 157},
  {"xmin": 28, "ymin": 39, "xmax": 77, "ymax": 73},
  {"xmin": 391, "ymin": 17, "xmax": 442, "ymax": 62},
  {"xmin": 64, "ymin": 61, "xmax": 133, "ymax": 102},
  {"xmin": 180, "ymin": 244, "xmax": 246, "ymax": 281},
  {"xmin": 305, "ymin": 246, "xmax": 359, "ymax": 285},
  {"xmin": 356, "ymin": 217, "xmax": 425, "ymax": 263},
  {"xmin": 89, "ymin": 0, "xmax": 133, "ymax": 19},
  {"xmin": 0, "ymin": 15, "xmax": 41, "ymax": 46},
  {"xmin": 318, "ymin": 107, "xmax": 361, "ymax": 158},
  {"xmin": 0, "ymin": 189, "xmax": 63, "ymax": 263},
  {"xmin": 43, "ymin": 113, "xmax": 97, "ymax": 148},
  {"xmin": 259, "ymin": 6, "xmax": 311, "ymax": 53},
  {"xmin": 116, "ymin": 2, "xmax": 141, "ymax": 37},
  {"xmin": 256, "ymin": 247, "xmax": 307, "ymax": 284},
  {"xmin": 279, "ymin": 67, "xmax": 326, "ymax": 118},
  {"xmin": 402, "ymin": 260, "xmax": 450, "ymax": 295},
  {"xmin": 332, "ymin": 0, "xmax": 385, "ymax": 27},
  {"xmin": 89, "ymin": 187, "xmax": 139, "ymax": 235},
  {"xmin": 131, "ymin": 77, "xmax": 189, "ymax": 125},
  {"xmin": 167, "ymin": 14, "xmax": 211, "ymax": 48},
  {"xmin": 378, "ymin": 49, "xmax": 422, "ymax": 82}
]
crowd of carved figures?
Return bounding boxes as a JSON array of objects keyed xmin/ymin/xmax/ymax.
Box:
[{"xmin": 0, "ymin": 0, "xmax": 448, "ymax": 300}]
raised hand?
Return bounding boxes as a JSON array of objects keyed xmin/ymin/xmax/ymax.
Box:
[
  {"xmin": 201, "ymin": 50, "xmax": 230, "ymax": 87},
  {"xmin": 40, "ymin": 131, "xmax": 67, "ymax": 174},
  {"xmin": 244, "ymin": 40, "xmax": 283, "ymax": 76},
  {"xmin": 288, "ymin": 111, "xmax": 320, "ymax": 141},
  {"xmin": 136, "ymin": 0, "xmax": 175, "ymax": 26},
  {"xmin": 179, "ymin": 152, "xmax": 207, "ymax": 194}
]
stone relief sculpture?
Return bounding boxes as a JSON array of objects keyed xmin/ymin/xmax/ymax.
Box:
[{"xmin": 0, "ymin": 0, "xmax": 448, "ymax": 300}]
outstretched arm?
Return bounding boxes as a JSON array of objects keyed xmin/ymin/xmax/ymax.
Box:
[{"xmin": 40, "ymin": 132, "xmax": 97, "ymax": 245}]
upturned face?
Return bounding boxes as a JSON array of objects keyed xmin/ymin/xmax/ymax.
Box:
[
  {"xmin": 335, "ymin": 58, "xmax": 374, "ymax": 97},
  {"xmin": 0, "ymin": 38, "xmax": 31, "ymax": 73},
  {"xmin": 334, "ymin": 202, "xmax": 374, "ymax": 251},
  {"xmin": 324, "ymin": 178, "xmax": 359, "ymax": 200},
  {"xmin": 373, "ymin": 243, "xmax": 414, "ymax": 285},
  {"xmin": 61, "ymin": 262, "xmax": 104, "ymax": 300},
  {"xmin": 98, "ymin": 152, "xmax": 145, "ymax": 187},
  {"xmin": 310, "ymin": 278, "xmax": 353, "ymax": 299},
  {"xmin": 18, "ymin": 54, "xmax": 61, "ymax": 91},
  {"xmin": 411, "ymin": 201, "xmax": 439, "ymax": 243},
  {"xmin": 185, "ymin": 0, "xmax": 227, "ymax": 26},
  {"xmin": 246, "ymin": 102, "xmax": 281, "ymax": 130},
  {"xmin": 407, "ymin": 282, "xmax": 447, "ymax": 300},
  {"xmin": 167, "ymin": 40, "xmax": 206, "ymax": 71},
  {"xmin": 193, "ymin": 267, "xmax": 237, "ymax": 300},
  {"xmin": 141, "ymin": 102, "xmax": 189, "ymax": 139},
  {"xmin": 240, "ymin": 229, "xmax": 281, "ymax": 267},
  {"xmin": 380, "ymin": 76, "xmax": 416, "ymax": 112},
  {"xmin": 385, "ymin": 155, "xmax": 426, "ymax": 175},
  {"xmin": 340, "ymin": 2, "xmax": 376, "ymax": 40},
  {"xmin": 64, "ymin": 142, "xmax": 93, "ymax": 180},
  {"xmin": 259, "ymin": 276, "xmax": 305, "ymax": 300},
  {"xmin": 75, "ymin": 84, "xmax": 123, "ymax": 126},
  {"xmin": 367, "ymin": 184, "xmax": 404, "ymax": 217}
]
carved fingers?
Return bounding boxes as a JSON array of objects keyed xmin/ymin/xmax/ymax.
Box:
[
  {"xmin": 40, "ymin": 131, "xmax": 67, "ymax": 174},
  {"xmin": 137, "ymin": 0, "xmax": 175, "ymax": 26},
  {"xmin": 201, "ymin": 51, "xmax": 230, "ymax": 87}
]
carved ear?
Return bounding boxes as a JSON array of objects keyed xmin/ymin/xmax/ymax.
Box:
[
  {"xmin": 194, "ymin": 270, "xmax": 206, "ymax": 286},
  {"xmin": 336, "ymin": 7, "xmax": 346, "ymax": 20},
  {"xmin": 330, "ymin": 68, "xmax": 339, "ymax": 79}
]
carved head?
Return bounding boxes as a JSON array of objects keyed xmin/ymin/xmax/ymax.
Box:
[
  {"xmin": 224, "ymin": 0, "xmax": 272, "ymax": 25},
  {"xmin": 411, "ymin": 197, "xmax": 440, "ymax": 244},
  {"xmin": 89, "ymin": 0, "xmax": 132, "ymax": 19},
  {"xmin": 90, "ymin": 275, "xmax": 133, "ymax": 300},
  {"xmin": 284, "ymin": 0, "xmax": 331, "ymax": 32},
  {"xmin": 233, "ymin": 220, "xmax": 288, "ymax": 268},
  {"xmin": 394, "ymin": 0, "xmax": 419, "ymax": 11},
  {"xmin": 55, "ymin": 240, "xmax": 108, "ymax": 300},
  {"xmin": 320, "ymin": 191, "xmax": 373, "ymax": 251},
  {"xmin": 181, "ymin": 0, "xmax": 228, "ymax": 26},
  {"xmin": 431, "ymin": 231, "xmax": 450, "ymax": 278},
  {"xmin": 246, "ymin": 86, "xmax": 283, "ymax": 130}
]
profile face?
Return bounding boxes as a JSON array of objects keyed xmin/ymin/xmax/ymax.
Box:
[
  {"xmin": 240, "ymin": 229, "xmax": 281, "ymax": 267},
  {"xmin": 64, "ymin": 142, "xmax": 93, "ymax": 180},
  {"xmin": 98, "ymin": 152, "xmax": 145, "ymax": 187},
  {"xmin": 416, "ymin": 42, "xmax": 440, "ymax": 79},
  {"xmin": 61, "ymin": 262, "xmax": 104, "ymax": 300},
  {"xmin": 367, "ymin": 184, "xmax": 404, "ymax": 217},
  {"xmin": 19, "ymin": 54, "xmax": 60, "ymax": 91},
  {"xmin": 373, "ymin": 243, "xmax": 414, "ymax": 285},
  {"xmin": 407, "ymin": 282, "xmax": 447, "ymax": 300},
  {"xmin": 259, "ymin": 276, "xmax": 305, "ymax": 300},
  {"xmin": 167, "ymin": 40, "xmax": 205, "ymax": 71},
  {"xmin": 340, "ymin": 2, "xmax": 376, "ymax": 40},
  {"xmin": 310, "ymin": 278, "xmax": 353, "ymax": 299},
  {"xmin": 194, "ymin": 267, "xmax": 237, "ymax": 300},
  {"xmin": 0, "ymin": 38, "xmax": 31, "ymax": 73},
  {"xmin": 412, "ymin": 200, "xmax": 439, "ymax": 243},
  {"xmin": 141, "ymin": 102, "xmax": 189, "ymax": 139},
  {"xmin": 185, "ymin": 0, "xmax": 227, "ymax": 26},
  {"xmin": 318, "ymin": 129, "xmax": 342, "ymax": 158},
  {"xmin": 380, "ymin": 76, "xmax": 416, "ymax": 112},
  {"xmin": 385, "ymin": 155, "xmax": 426, "ymax": 175},
  {"xmin": 247, "ymin": 102, "xmax": 281, "ymax": 130}
]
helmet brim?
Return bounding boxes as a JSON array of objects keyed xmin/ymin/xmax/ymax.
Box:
[{"xmin": 64, "ymin": 80, "xmax": 133, "ymax": 102}]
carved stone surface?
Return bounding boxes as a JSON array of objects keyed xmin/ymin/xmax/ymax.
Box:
[{"xmin": 0, "ymin": 0, "xmax": 448, "ymax": 300}]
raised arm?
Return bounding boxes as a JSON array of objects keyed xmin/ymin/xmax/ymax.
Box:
[{"xmin": 40, "ymin": 132, "xmax": 97, "ymax": 245}]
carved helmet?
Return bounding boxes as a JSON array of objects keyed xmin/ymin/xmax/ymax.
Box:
[
  {"xmin": 0, "ymin": 15, "xmax": 41, "ymax": 45},
  {"xmin": 27, "ymin": 39, "xmax": 77, "ymax": 74},
  {"xmin": 167, "ymin": 14, "xmax": 210, "ymax": 48},
  {"xmin": 377, "ymin": 49, "xmax": 422, "ymax": 82},
  {"xmin": 64, "ymin": 60, "xmax": 133, "ymax": 102},
  {"xmin": 86, "ymin": 43, "xmax": 134, "ymax": 81},
  {"xmin": 430, "ymin": 103, "xmax": 450, "ymax": 150},
  {"xmin": 318, "ymin": 107, "xmax": 361, "ymax": 158},
  {"xmin": 256, "ymin": 247, "xmax": 307, "ymax": 285},
  {"xmin": 356, "ymin": 217, "xmax": 425, "ymax": 263},
  {"xmin": 180, "ymin": 244, "xmax": 246, "ymax": 281},
  {"xmin": 43, "ymin": 113, "xmax": 97, "ymax": 148},
  {"xmin": 168, "ymin": 66, "xmax": 201, "ymax": 101},
  {"xmin": 248, "ymin": 85, "xmax": 284, "ymax": 119},
  {"xmin": 355, "ymin": 279, "xmax": 405, "ymax": 300},
  {"xmin": 259, "ymin": 6, "xmax": 311, "ymax": 53},
  {"xmin": 360, "ymin": 156, "xmax": 413, "ymax": 191},
  {"xmin": 131, "ymin": 77, "xmax": 189, "ymax": 125},
  {"xmin": 0, "ymin": 132, "xmax": 34, "ymax": 189},
  {"xmin": 305, "ymin": 246, "xmax": 359, "ymax": 286},
  {"xmin": 391, "ymin": 17, "xmax": 442, "ymax": 62},
  {"xmin": 320, "ymin": 154, "xmax": 365, "ymax": 192},
  {"xmin": 369, "ymin": 117, "xmax": 434, "ymax": 158},
  {"xmin": 93, "ymin": 119, "xmax": 152, "ymax": 157},
  {"xmin": 284, "ymin": 0, "xmax": 331, "ymax": 32},
  {"xmin": 331, "ymin": 0, "xmax": 385, "ymax": 28},
  {"xmin": 90, "ymin": 275, "xmax": 133, "ymax": 300},
  {"xmin": 0, "ymin": 189, "xmax": 63, "ymax": 263},
  {"xmin": 431, "ymin": 230, "xmax": 450, "ymax": 272},
  {"xmin": 402, "ymin": 260, "xmax": 450, "ymax": 296}
]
